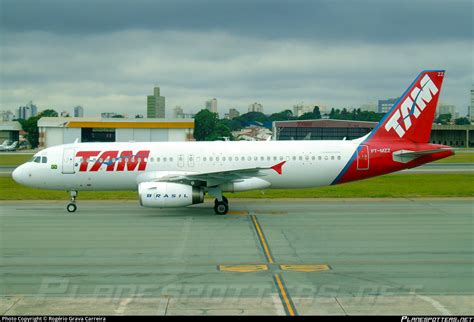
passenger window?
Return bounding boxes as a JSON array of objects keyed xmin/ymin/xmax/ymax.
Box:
[
  {"xmin": 216, "ymin": 157, "xmax": 220, "ymax": 161},
  {"xmin": 42, "ymin": 157, "xmax": 47, "ymax": 163},
  {"xmin": 247, "ymin": 156, "xmax": 251, "ymax": 161},
  {"xmin": 292, "ymin": 156, "xmax": 296, "ymax": 161},
  {"xmin": 273, "ymin": 156, "xmax": 277, "ymax": 161},
  {"xmin": 260, "ymin": 156, "xmax": 264, "ymax": 161},
  {"xmin": 210, "ymin": 157, "xmax": 213, "ymax": 161},
  {"xmin": 337, "ymin": 156, "xmax": 341, "ymax": 160},
  {"xmin": 163, "ymin": 157, "xmax": 167, "ymax": 162},
  {"xmin": 223, "ymin": 156, "xmax": 226, "ymax": 161},
  {"xmin": 170, "ymin": 157, "xmax": 173, "ymax": 162},
  {"xmin": 267, "ymin": 156, "xmax": 271, "ymax": 161},
  {"xmin": 299, "ymin": 156, "xmax": 303, "ymax": 161},
  {"xmin": 254, "ymin": 156, "xmax": 258, "ymax": 161},
  {"xmin": 241, "ymin": 156, "xmax": 245, "ymax": 161},
  {"xmin": 157, "ymin": 157, "xmax": 160, "ymax": 162},
  {"xmin": 305, "ymin": 156, "xmax": 309, "ymax": 161},
  {"xmin": 203, "ymin": 157, "xmax": 207, "ymax": 161},
  {"xmin": 311, "ymin": 156, "xmax": 315, "ymax": 160},
  {"xmin": 318, "ymin": 156, "xmax": 322, "ymax": 161},
  {"xmin": 331, "ymin": 156, "xmax": 334, "ymax": 160}
]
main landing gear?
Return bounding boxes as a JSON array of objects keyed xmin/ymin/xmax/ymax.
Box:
[
  {"xmin": 67, "ymin": 190, "xmax": 78, "ymax": 213},
  {"xmin": 214, "ymin": 196, "xmax": 229, "ymax": 215},
  {"xmin": 208, "ymin": 187, "xmax": 229, "ymax": 215}
]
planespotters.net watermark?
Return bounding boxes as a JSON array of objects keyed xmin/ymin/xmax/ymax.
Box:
[{"xmin": 402, "ymin": 317, "xmax": 474, "ymax": 322}]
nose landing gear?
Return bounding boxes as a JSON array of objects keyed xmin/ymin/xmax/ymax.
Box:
[{"xmin": 67, "ymin": 190, "xmax": 78, "ymax": 213}]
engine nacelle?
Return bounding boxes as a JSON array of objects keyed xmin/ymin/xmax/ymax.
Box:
[{"xmin": 139, "ymin": 182, "xmax": 204, "ymax": 208}]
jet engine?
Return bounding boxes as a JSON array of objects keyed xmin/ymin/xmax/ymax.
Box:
[{"xmin": 139, "ymin": 182, "xmax": 204, "ymax": 208}]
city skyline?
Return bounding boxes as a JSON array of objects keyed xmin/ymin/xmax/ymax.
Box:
[{"xmin": 1, "ymin": 0, "xmax": 471, "ymax": 117}]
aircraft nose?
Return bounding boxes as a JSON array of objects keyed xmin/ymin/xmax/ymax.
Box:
[{"xmin": 12, "ymin": 165, "xmax": 24, "ymax": 184}]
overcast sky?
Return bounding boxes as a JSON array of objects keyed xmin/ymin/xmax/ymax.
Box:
[{"xmin": 1, "ymin": 0, "xmax": 472, "ymax": 117}]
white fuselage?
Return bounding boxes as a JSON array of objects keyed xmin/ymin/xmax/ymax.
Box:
[{"xmin": 13, "ymin": 140, "xmax": 361, "ymax": 191}]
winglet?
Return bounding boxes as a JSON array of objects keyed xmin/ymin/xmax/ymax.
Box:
[{"xmin": 271, "ymin": 161, "xmax": 286, "ymax": 175}]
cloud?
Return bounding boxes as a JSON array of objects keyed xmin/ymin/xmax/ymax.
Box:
[
  {"xmin": 1, "ymin": 29, "xmax": 471, "ymax": 116},
  {"xmin": 2, "ymin": 0, "xmax": 472, "ymax": 43},
  {"xmin": 1, "ymin": 0, "xmax": 472, "ymax": 116}
]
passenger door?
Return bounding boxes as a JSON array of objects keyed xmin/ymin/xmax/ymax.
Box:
[{"xmin": 62, "ymin": 148, "xmax": 76, "ymax": 174}]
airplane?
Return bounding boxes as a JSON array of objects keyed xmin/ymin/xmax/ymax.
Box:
[
  {"xmin": 0, "ymin": 141, "xmax": 18, "ymax": 152},
  {"xmin": 0, "ymin": 140, "xmax": 10, "ymax": 149},
  {"xmin": 12, "ymin": 70, "xmax": 453, "ymax": 215}
]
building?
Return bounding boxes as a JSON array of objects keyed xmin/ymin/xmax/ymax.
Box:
[
  {"xmin": 437, "ymin": 104, "xmax": 457, "ymax": 119},
  {"xmin": 17, "ymin": 101, "xmax": 38, "ymax": 120},
  {"xmin": 0, "ymin": 110, "xmax": 16, "ymax": 122},
  {"xmin": 274, "ymin": 119, "xmax": 375, "ymax": 141},
  {"xmin": 147, "ymin": 87, "xmax": 166, "ymax": 118},
  {"xmin": 101, "ymin": 112, "xmax": 120, "ymax": 118},
  {"xmin": 37, "ymin": 117, "xmax": 195, "ymax": 148},
  {"xmin": 232, "ymin": 126, "xmax": 272, "ymax": 141},
  {"xmin": 293, "ymin": 104, "xmax": 313, "ymax": 117},
  {"xmin": 173, "ymin": 106, "xmax": 184, "ymax": 118},
  {"xmin": 470, "ymin": 88, "xmax": 474, "ymax": 122},
  {"xmin": 60, "ymin": 111, "xmax": 70, "ymax": 117},
  {"xmin": 74, "ymin": 106, "xmax": 84, "ymax": 117},
  {"xmin": 205, "ymin": 98, "xmax": 218, "ymax": 114},
  {"xmin": 273, "ymin": 119, "xmax": 474, "ymax": 147},
  {"xmin": 378, "ymin": 98, "xmax": 398, "ymax": 114},
  {"xmin": 226, "ymin": 108, "xmax": 240, "ymax": 119},
  {"xmin": 248, "ymin": 102, "xmax": 263, "ymax": 113},
  {"xmin": 0, "ymin": 121, "xmax": 21, "ymax": 144}
]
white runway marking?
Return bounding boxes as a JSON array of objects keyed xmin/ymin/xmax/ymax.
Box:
[{"xmin": 416, "ymin": 295, "xmax": 452, "ymax": 315}]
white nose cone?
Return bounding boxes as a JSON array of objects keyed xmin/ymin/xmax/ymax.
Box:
[{"xmin": 12, "ymin": 166, "xmax": 23, "ymax": 184}]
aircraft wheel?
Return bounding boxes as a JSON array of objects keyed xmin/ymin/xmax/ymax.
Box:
[
  {"xmin": 67, "ymin": 203, "xmax": 77, "ymax": 213},
  {"xmin": 214, "ymin": 200, "xmax": 229, "ymax": 215}
]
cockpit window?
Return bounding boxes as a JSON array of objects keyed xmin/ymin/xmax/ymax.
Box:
[
  {"xmin": 33, "ymin": 156, "xmax": 41, "ymax": 163},
  {"xmin": 41, "ymin": 157, "xmax": 47, "ymax": 163}
]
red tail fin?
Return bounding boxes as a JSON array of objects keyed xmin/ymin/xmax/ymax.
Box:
[{"xmin": 369, "ymin": 70, "xmax": 445, "ymax": 143}]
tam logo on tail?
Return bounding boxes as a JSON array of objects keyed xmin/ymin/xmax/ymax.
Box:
[
  {"xmin": 385, "ymin": 73, "xmax": 440, "ymax": 138},
  {"xmin": 370, "ymin": 70, "xmax": 445, "ymax": 143}
]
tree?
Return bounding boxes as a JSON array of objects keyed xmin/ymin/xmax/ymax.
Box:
[
  {"xmin": 18, "ymin": 109, "xmax": 59, "ymax": 148},
  {"xmin": 298, "ymin": 112, "xmax": 316, "ymax": 120},
  {"xmin": 41, "ymin": 109, "xmax": 58, "ymax": 117},
  {"xmin": 455, "ymin": 117, "xmax": 470, "ymax": 125},
  {"xmin": 193, "ymin": 109, "xmax": 219, "ymax": 141},
  {"xmin": 208, "ymin": 122, "xmax": 233, "ymax": 141},
  {"xmin": 435, "ymin": 113, "xmax": 452, "ymax": 125},
  {"xmin": 312, "ymin": 106, "xmax": 321, "ymax": 119}
]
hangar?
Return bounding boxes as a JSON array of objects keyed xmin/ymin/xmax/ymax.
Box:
[
  {"xmin": 273, "ymin": 119, "xmax": 474, "ymax": 147},
  {"xmin": 0, "ymin": 121, "xmax": 21, "ymax": 144},
  {"xmin": 37, "ymin": 117, "xmax": 195, "ymax": 148}
]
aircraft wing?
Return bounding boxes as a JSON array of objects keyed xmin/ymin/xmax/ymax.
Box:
[{"xmin": 137, "ymin": 161, "xmax": 286, "ymax": 187}]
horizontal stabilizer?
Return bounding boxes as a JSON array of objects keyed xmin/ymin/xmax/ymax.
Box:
[{"xmin": 392, "ymin": 148, "xmax": 454, "ymax": 163}]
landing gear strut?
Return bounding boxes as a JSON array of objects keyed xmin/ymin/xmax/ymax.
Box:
[{"xmin": 67, "ymin": 191, "xmax": 78, "ymax": 213}]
